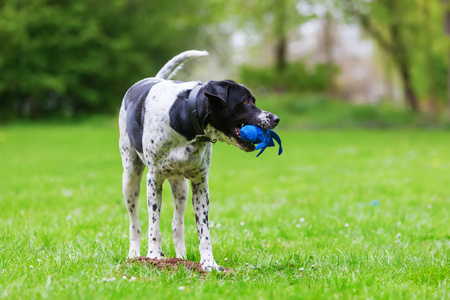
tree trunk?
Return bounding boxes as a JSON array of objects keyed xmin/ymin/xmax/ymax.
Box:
[
  {"xmin": 388, "ymin": 1, "xmax": 419, "ymax": 111},
  {"xmin": 323, "ymin": 12, "xmax": 335, "ymax": 96},
  {"xmin": 443, "ymin": 0, "xmax": 450, "ymax": 120},
  {"xmin": 448, "ymin": 49, "xmax": 450, "ymax": 119},
  {"xmin": 385, "ymin": 60, "xmax": 397, "ymax": 105},
  {"xmin": 423, "ymin": 0, "xmax": 438, "ymax": 122},
  {"xmin": 274, "ymin": 0, "xmax": 287, "ymax": 73},
  {"xmin": 275, "ymin": 35, "xmax": 287, "ymax": 73},
  {"xmin": 399, "ymin": 63, "xmax": 419, "ymax": 111},
  {"xmin": 440, "ymin": 0, "xmax": 450, "ymax": 120}
]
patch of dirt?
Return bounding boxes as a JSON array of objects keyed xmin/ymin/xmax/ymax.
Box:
[{"xmin": 124, "ymin": 257, "xmax": 230, "ymax": 275}]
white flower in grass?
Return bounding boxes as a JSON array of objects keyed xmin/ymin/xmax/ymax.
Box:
[
  {"xmin": 129, "ymin": 277, "xmax": 136, "ymax": 282},
  {"xmin": 178, "ymin": 286, "xmax": 185, "ymax": 290},
  {"xmin": 122, "ymin": 275, "xmax": 127, "ymax": 280},
  {"xmin": 427, "ymin": 204, "xmax": 432, "ymax": 209},
  {"xmin": 240, "ymin": 221, "xmax": 245, "ymax": 226},
  {"xmin": 395, "ymin": 233, "xmax": 401, "ymax": 243},
  {"xmin": 300, "ymin": 218, "xmax": 305, "ymax": 223},
  {"xmin": 62, "ymin": 189, "xmax": 73, "ymax": 197},
  {"xmin": 345, "ymin": 223, "xmax": 349, "ymax": 227},
  {"xmin": 103, "ymin": 277, "xmax": 116, "ymax": 282},
  {"xmin": 29, "ymin": 265, "xmax": 34, "ymax": 269}
]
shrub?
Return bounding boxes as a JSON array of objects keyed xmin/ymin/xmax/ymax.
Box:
[{"xmin": 240, "ymin": 62, "xmax": 338, "ymax": 93}]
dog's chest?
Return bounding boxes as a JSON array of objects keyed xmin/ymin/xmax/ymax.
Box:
[
  {"xmin": 140, "ymin": 81, "xmax": 212, "ymax": 177},
  {"xmin": 140, "ymin": 138, "xmax": 212, "ymax": 178}
]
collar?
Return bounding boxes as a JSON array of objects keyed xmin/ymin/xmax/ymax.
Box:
[{"xmin": 187, "ymin": 85, "xmax": 216, "ymax": 143}]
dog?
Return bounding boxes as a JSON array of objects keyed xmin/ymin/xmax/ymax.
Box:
[{"xmin": 119, "ymin": 50, "xmax": 280, "ymax": 271}]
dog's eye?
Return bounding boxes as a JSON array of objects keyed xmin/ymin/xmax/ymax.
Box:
[{"xmin": 243, "ymin": 100, "xmax": 251, "ymax": 106}]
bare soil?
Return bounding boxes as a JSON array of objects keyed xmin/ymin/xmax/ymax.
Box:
[{"xmin": 124, "ymin": 257, "xmax": 215, "ymax": 275}]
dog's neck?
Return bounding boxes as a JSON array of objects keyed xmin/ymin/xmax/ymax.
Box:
[
  {"xmin": 169, "ymin": 85, "xmax": 214, "ymax": 143},
  {"xmin": 187, "ymin": 85, "xmax": 213, "ymax": 142}
]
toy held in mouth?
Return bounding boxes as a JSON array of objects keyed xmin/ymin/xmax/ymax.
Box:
[{"xmin": 240, "ymin": 125, "xmax": 283, "ymax": 157}]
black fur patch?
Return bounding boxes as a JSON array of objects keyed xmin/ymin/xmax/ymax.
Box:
[
  {"xmin": 124, "ymin": 79, "xmax": 160, "ymax": 152},
  {"xmin": 169, "ymin": 85, "xmax": 208, "ymax": 141}
]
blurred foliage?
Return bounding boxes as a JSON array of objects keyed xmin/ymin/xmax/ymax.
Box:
[
  {"xmin": 411, "ymin": 0, "xmax": 449, "ymax": 103},
  {"xmin": 0, "ymin": 0, "xmax": 449, "ymax": 121},
  {"xmin": 225, "ymin": 0, "xmax": 312, "ymax": 71},
  {"xmin": 255, "ymin": 93, "xmax": 435, "ymax": 129},
  {"xmin": 338, "ymin": 0, "xmax": 449, "ymax": 111},
  {"xmin": 0, "ymin": 0, "xmax": 214, "ymax": 120},
  {"xmin": 240, "ymin": 62, "xmax": 338, "ymax": 93}
]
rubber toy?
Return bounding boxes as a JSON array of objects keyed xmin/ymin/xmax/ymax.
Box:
[{"xmin": 240, "ymin": 125, "xmax": 283, "ymax": 157}]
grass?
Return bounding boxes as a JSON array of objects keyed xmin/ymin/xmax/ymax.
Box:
[{"xmin": 0, "ymin": 117, "xmax": 449, "ymax": 299}]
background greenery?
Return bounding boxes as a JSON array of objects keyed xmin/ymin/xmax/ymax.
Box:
[
  {"xmin": 0, "ymin": 0, "xmax": 214, "ymax": 119},
  {"xmin": 1, "ymin": 0, "xmax": 449, "ymax": 299},
  {"xmin": 1, "ymin": 0, "xmax": 449, "ymax": 120}
]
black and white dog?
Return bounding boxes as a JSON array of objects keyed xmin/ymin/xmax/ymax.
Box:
[{"xmin": 119, "ymin": 50, "xmax": 279, "ymax": 271}]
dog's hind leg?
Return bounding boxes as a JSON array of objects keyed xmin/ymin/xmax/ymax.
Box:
[
  {"xmin": 169, "ymin": 177, "xmax": 189, "ymax": 259},
  {"xmin": 191, "ymin": 177, "xmax": 223, "ymax": 271},
  {"xmin": 120, "ymin": 142, "xmax": 145, "ymax": 258}
]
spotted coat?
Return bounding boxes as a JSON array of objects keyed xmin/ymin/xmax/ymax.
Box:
[{"xmin": 119, "ymin": 50, "xmax": 280, "ymax": 271}]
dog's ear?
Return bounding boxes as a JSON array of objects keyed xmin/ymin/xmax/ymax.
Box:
[{"xmin": 203, "ymin": 81, "xmax": 230, "ymax": 106}]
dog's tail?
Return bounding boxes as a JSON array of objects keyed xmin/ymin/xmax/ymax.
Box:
[{"xmin": 155, "ymin": 50, "xmax": 209, "ymax": 80}]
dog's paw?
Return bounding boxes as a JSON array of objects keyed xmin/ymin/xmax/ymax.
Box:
[
  {"xmin": 128, "ymin": 248, "xmax": 141, "ymax": 258},
  {"xmin": 201, "ymin": 261, "xmax": 224, "ymax": 272},
  {"xmin": 175, "ymin": 244, "xmax": 187, "ymax": 259},
  {"xmin": 146, "ymin": 249, "xmax": 164, "ymax": 259}
]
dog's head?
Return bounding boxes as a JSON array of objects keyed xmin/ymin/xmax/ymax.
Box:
[{"xmin": 203, "ymin": 80, "xmax": 280, "ymax": 152}]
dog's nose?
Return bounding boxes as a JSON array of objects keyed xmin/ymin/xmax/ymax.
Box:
[{"xmin": 272, "ymin": 115, "xmax": 280, "ymax": 125}]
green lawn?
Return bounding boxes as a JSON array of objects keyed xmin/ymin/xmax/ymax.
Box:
[{"xmin": 0, "ymin": 120, "xmax": 449, "ymax": 299}]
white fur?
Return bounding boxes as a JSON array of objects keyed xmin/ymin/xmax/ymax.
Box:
[
  {"xmin": 257, "ymin": 111, "xmax": 274, "ymax": 129},
  {"xmin": 156, "ymin": 50, "xmax": 209, "ymax": 80}
]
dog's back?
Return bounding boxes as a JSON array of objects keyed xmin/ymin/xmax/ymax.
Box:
[{"xmin": 119, "ymin": 50, "xmax": 209, "ymax": 153}]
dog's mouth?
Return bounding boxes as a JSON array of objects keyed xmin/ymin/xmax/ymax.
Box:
[{"xmin": 231, "ymin": 123, "xmax": 255, "ymax": 152}]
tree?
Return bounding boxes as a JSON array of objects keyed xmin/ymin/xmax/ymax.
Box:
[
  {"xmin": 340, "ymin": 0, "xmax": 420, "ymax": 111},
  {"xmin": 323, "ymin": 11, "xmax": 337, "ymax": 96},
  {"xmin": 440, "ymin": 0, "xmax": 450, "ymax": 119},
  {"xmin": 227, "ymin": 0, "xmax": 311, "ymax": 73},
  {"xmin": 338, "ymin": 0, "xmax": 450, "ymax": 114},
  {"xmin": 0, "ymin": 0, "xmax": 213, "ymax": 120},
  {"xmin": 421, "ymin": 0, "xmax": 438, "ymax": 120}
]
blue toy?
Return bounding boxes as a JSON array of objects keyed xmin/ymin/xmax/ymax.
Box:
[{"xmin": 240, "ymin": 125, "xmax": 283, "ymax": 157}]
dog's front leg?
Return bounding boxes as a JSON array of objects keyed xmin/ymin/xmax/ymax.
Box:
[
  {"xmin": 146, "ymin": 171, "xmax": 165, "ymax": 258},
  {"xmin": 169, "ymin": 177, "xmax": 189, "ymax": 259},
  {"xmin": 191, "ymin": 177, "xmax": 223, "ymax": 272}
]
